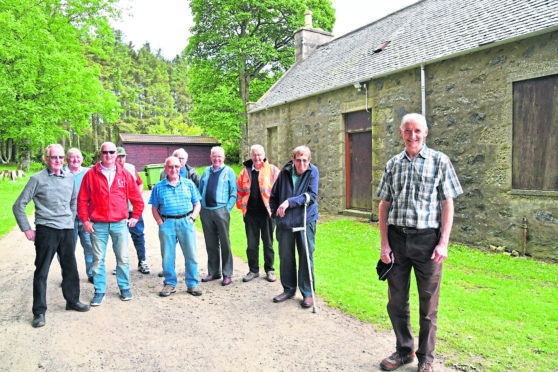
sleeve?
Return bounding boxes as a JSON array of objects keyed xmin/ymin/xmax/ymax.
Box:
[
  {"xmin": 127, "ymin": 172, "xmax": 145, "ymax": 219},
  {"xmin": 269, "ymin": 172, "xmax": 282, "ymax": 217},
  {"xmin": 134, "ymin": 169, "xmax": 143, "ymax": 186},
  {"xmin": 226, "ymin": 167, "xmax": 237, "ymax": 213},
  {"xmin": 70, "ymin": 179, "xmax": 77, "ymax": 220},
  {"xmin": 189, "ymin": 181, "xmax": 201, "ymax": 204},
  {"xmin": 236, "ymin": 168, "xmax": 247, "ymax": 210},
  {"xmin": 189, "ymin": 168, "xmax": 201, "ymax": 188},
  {"xmin": 148, "ymin": 183, "xmax": 160, "ymax": 208},
  {"xmin": 376, "ymin": 161, "xmax": 393, "ymax": 202},
  {"xmin": 12, "ymin": 177, "xmax": 38, "ymax": 232},
  {"xmin": 437, "ymin": 156, "xmax": 463, "ymax": 200},
  {"xmin": 77, "ymin": 171, "xmax": 92, "ymax": 223}
]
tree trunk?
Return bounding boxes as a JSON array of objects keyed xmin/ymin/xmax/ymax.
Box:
[
  {"xmin": 239, "ymin": 61, "xmax": 249, "ymax": 160},
  {"xmin": 18, "ymin": 138, "xmax": 31, "ymax": 171}
]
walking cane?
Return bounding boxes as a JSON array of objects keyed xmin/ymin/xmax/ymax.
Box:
[{"xmin": 292, "ymin": 193, "xmax": 317, "ymax": 313}]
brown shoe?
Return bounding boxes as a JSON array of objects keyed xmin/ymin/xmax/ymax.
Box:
[
  {"xmin": 380, "ymin": 350, "xmax": 415, "ymax": 371},
  {"xmin": 187, "ymin": 287, "xmax": 202, "ymax": 296},
  {"xmin": 265, "ymin": 271, "xmax": 277, "ymax": 282},
  {"xmin": 418, "ymin": 362, "xmax": 433, "ymax": 372},
  {"xmin": 201, "ymin": 274, "xmax": 222, "ymax": 282},
  {"xmin": 159, "ymin": 284, "xmax": 176, "ymax": 297},
  {"xmin": 301, "ymin": 296, "xmax": 313, "ymax": 308},
  {"xmin": 273, "ymin": 292, "xmax": 294, "ymax": 303}
]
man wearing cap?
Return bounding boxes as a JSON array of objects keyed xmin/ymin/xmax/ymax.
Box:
[
  {"xmin": 78, "ymin": 142, "xmax": 144, "ymax": 306},
  {"xmin": 376, "ymin": 113, "xmax": 462, "ymax": 372},
  {"xmin": 13, "ymin": 144, "xmax": 90, "ymax": 328},
  {"xmin": 115, "ymin": 146, "xmax": 150, "ymax": 274},
  {"xmin": 150, "ymin": 156, "xmax": 202, "ymax": 297}
]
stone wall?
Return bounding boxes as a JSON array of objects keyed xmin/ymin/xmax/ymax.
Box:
[{"xmin": 247, "ymin": 31, "xmax": 558, "ymax": 258}]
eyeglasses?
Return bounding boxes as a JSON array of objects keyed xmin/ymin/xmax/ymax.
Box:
[
  {"xmin": 48, "ymin": 156, "xmax": 65, "ymax": 160},
  {"xmin": 166, "ymin": 165, "xmax": 180, "ymax": 169},
  {"xmin": 101, "ymin": 150, "xmax": 116, "ymax": 155}
]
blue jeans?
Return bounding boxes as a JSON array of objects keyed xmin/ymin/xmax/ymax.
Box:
[
  {"xmin": 90, "ymin": 219, "xmax": 130, "ymax": 293},
  {"xmin": 74, "ymin": 218, "xmax": 93, "ymax": 278},
  {"xmin": 159, "ymin": 217, "xmax": 199, "ymax": 288},
  {"xmin": 276, "ymin": 221, "xmax": 316, "ymax": 298},
  {"xmin": 129, "ymin": 212, "xmax": 146, "ymax": 262}
]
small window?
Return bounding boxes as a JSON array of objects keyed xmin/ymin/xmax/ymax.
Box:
[{"xmin": 512, "ymin": 74, "xmax": 558, "ymax": 191}]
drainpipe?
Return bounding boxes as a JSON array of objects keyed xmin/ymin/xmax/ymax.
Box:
[
  {"xmin": 521, "ymin": 217, "xmax": 528, "ymax": 256},
  {"xmin": 421, "ymin": 64, "xmax": 426, "ymax": 115}
]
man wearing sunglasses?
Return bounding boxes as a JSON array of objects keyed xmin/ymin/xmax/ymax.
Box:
[
  {"xmin": 13, "ymin": 144, "xmax": 90, "ymax": 328},
  {"xmin": 78, "ymin": 142, "xmax": 144, "ymax": 306}
]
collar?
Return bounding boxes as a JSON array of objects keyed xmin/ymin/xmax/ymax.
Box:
[
  {"xmin": 401, "ymin": 145, "xmax": 431, "ymax": 161},
  {"xmin": 47, "ymin": 167, "xmax": 65, "ymax": 177},
  {"xmin": 100, "ymin": 163, "xmax": 116, "ymax": 172},
  {"xmin": 210, "ymin": 165, "xmax": 225, "ymax": 173}
]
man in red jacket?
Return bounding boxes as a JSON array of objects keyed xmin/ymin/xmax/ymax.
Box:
[{"xmin": 78, "ymin": 142, "xmax": 144, "ymax": 306}]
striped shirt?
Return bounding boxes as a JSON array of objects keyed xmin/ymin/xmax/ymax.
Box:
[
  {"xmin": 376, "ymin": 145, "xmax": 463, "ymax": 229},
  {"xmin": 149, "ymin": 177, "xmax": 201, "ymax": 216}
]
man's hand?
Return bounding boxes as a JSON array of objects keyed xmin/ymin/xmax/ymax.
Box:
[
  {"xmin": 277, "ymin": 200, "xmax": 289, "ymax": 217},
  {"xmin": 128, "ymin": 218, "xmax": 138, "ymax": 228},
  {"xmin": 83, "ymin": 221, "xmax": 95, "ymax": 233},
  {"xmin": 431, "ymin": 243, "xmax": 448, "ymax": 264},
  {"xmin": 24, "ymin": 229, "xmax": 36, "ymax": 241},
  {"xmin": 380, "ymin": 244, "xmax": 393, "ymax": 263}
]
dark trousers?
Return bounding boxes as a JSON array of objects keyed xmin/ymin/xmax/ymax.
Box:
[
  {"xmin": 33, "ymin": 225, "xmax": 80, "ymax": 315},
  {"xmin": 386, "ymin": 226, "xmax": 443, "ymax": 364},
  {"xmin": 128, "ymin": 212, "xmax": 146, "ymax": 262},
  {"xmin": 200, "ymin": 206, "xmax": 233, "ymax": 277},
  {"xmin": 244, "ymin": 212, "xmax": 275, "ymax": 273},
  {"xmin": 276, "ymin": 221, "xmax": 316, "ymax": 298}
]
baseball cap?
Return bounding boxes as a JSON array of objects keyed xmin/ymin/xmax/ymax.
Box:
[
  {"xmin": 376, "ymin": 252, "xmax": 394, "ymax": 281},
  {"xmin": 116, "ymin": 147, "xmax": 127, "ymax": 156}
]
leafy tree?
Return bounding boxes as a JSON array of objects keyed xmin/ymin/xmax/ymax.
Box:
[
  {"xmin": 0, "ymin": 0, "xmax": 119, "ymax": 165},
  {"xmin": 186, "ymin": 0, "xmax": 335, "ymax": 157}
]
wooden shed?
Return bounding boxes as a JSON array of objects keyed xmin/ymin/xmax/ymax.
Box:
[{"xmin": 117, "ymin": 134, "xmax": 221, "ymax": 169}]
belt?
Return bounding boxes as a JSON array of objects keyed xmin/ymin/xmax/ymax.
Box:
[
  {"xmin": 391, "ymin": 225, "xmax": 438, "ymax": 235},
  {"xmin": 161, "ymin": 212, "xmax": 192, "ymax": 219}
]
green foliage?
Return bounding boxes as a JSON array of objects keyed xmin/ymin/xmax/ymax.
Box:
[{"xmin": 0, "ymin": 0, "xmax": 120, "ymax": 150}]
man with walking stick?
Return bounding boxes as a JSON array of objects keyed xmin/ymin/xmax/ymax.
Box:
[{"xmin": 270, "ymin": 145, "xmax": 319, "ymax": 310}]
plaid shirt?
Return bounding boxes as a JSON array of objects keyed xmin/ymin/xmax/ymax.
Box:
[
  {"xmin": 149, "ymin": 177, "xmax": 201, "ymax": 216},
  {"xmin": 376, "ymin": 145, "xmax": 463, "ymax": 229}
]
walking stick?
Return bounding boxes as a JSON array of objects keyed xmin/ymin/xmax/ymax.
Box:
[{"xmin": 292, "ymin": 193, "xmax": 317, "ymax": 313}]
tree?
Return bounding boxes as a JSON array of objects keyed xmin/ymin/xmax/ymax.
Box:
[
  {"xmin": 186, "ymin": 0, "xmax": 335, "ymax": 157},
  {"xmin": 0, "ymin": 0, "xmax": 119, "ymax": 166}
]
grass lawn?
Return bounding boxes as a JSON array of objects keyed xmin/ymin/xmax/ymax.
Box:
[{"xmin": 2, "ymin": 162, "xmax": 556, "ymax": 371}]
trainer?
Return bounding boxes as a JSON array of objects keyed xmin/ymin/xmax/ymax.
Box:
[
  {"xmin": 13, "ymin": 144, "xmax": 89, "ymax": 328},
  {"xmin": 236, "ymin": 144, "xmax": 280, "ymax": 283},
  {"xmin": 269, "ymin": 145, "xmax": 319, "ymax": 309},
  {"xmin": 377, "ymin": 113, "xmax": 462, "ymax": 372},
  {"xmin": 150, "ymin": 156, "xmax": 202, "ymax": 297}
]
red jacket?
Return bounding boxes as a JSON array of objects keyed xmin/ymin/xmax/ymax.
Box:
[{"xmin": 78, "ymin": 162, "xmax": 144, "ymax": 223}]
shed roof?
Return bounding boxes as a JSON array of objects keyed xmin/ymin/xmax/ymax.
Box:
[
  {"xmin": 118, "ymin": 133, "xmax": 220, "ymax": 145},
  {"xmin": 250, "ymin": 0, "xmax": 558, "ymax": 112}
]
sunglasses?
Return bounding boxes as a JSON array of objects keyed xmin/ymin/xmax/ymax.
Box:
[
  {"xmin": 101, "ymin": 150, "xmax": 116, "ymax": 155},
  {"xmin": 48, "ymin": 156, "xmax": 65, "ymax": 160}
]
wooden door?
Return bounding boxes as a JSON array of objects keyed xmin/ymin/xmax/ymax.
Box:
[{"xmin": 345, "ymin": 111, "xmax": 372, "ymax": 210}]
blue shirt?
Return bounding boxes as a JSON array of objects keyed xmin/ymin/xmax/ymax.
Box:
[
  {"xmin": 376, "ymin": 145, "xmax": 463, "ymax": 229},
  {"xmin": 149, "ymin": 177, "xmax": 201, "ymax": 216},
  {"xmin": 63, "ymin": 166, "xmax": 88, "ymax": 191}
]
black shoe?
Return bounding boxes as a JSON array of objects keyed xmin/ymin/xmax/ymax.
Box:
[
  {"xmin": 32, "ymin": 314, "xmax": 45, "ymax": 328},
  {"xmin": 66, "ymin": 301, "xmax": 91, "ymax": 312}
]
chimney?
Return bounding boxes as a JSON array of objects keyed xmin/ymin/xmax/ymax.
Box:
[{"xmin": 294, "ymin": 10, "xmax": 333, "ymax": 63}]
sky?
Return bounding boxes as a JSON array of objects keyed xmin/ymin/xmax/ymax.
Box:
[{"xmin": 113, "ymin": 0, "xmax": 418, "ymax": 60}]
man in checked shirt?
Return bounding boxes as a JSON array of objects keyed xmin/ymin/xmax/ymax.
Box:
[{"xmin": 376, "ymin": 113, "xmax": 463, "ymax": 372}]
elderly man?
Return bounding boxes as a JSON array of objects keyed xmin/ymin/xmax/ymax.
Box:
[
  {"xmin": 198, "ymin": 146, "xmax": 237, "ymax": 286},
  {"xmin": 160, "ymin": 148, "xmax": 200, "ymax": 187},
  {"xmin": 115, "ymin": 146, "xmax": 150, "ymax": 274},
  {"xmin": 377, "ymin": 113, "xmax": 462, "ymax": 372},
  {"xmin": 78, "ymin": 142, "xmax": 144, "ymax": 306},
  {"xmin": 13, "ymin": 144, "xmax": 90, "ymax": 328},
  {"xmin": 269, "ymin": 145, "xmax": 319, "ymax": 309},
  {"xmin": 236, "ymin": 144, "xmax": 279, "ymax": 283},
  {"xmin": 63, "ymin": 148, "xmax": 94, "ymax": 283},
  {"xmin": 150, "ymin": 156, "xmax": 202, "ymax": 297}
]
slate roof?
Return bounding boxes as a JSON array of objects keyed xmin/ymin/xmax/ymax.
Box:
[
  {"xmin": 118, "ymin": 133, "xmax": 220, "ymax": 145},
  {"xmin": 250, "ymin": 0, "xmax": 558, "ymax": 112}
]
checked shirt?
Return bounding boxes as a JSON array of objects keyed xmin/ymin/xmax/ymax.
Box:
[{"xmin": 376, "ymin": 145, "xmax": 462, "ymax": 229}]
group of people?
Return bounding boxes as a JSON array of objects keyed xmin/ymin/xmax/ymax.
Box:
[{"xmin": 13, "ymin": 113, "xmax": 461, "ymax": 372}]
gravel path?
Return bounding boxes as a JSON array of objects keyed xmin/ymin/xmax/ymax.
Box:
[{"xmin": 0, "ymin": 191, "xmax": 450, "ymax": 371}]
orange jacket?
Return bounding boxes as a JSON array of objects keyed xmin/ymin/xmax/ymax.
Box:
[{"xmin": 236, "ymin": 159, "xmax": 279, "ymax": 217}]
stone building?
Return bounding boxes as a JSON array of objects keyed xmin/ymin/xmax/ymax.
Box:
[{"xmin": 246, "ymin": 0, "xmax": 558, "ymax": 258}]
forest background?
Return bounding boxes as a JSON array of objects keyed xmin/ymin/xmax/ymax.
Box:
[{"xmin": 0, "ymin": 0, "xmax": 336, "ymax": 167}]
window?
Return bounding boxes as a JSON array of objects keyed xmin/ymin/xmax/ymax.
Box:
[{"xmin": 512, "ymin": 74, "xmax": 558, "ymax": 191}]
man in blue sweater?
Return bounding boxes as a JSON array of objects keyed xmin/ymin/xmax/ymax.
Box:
[{"xmin": 269, "ymin": 145, "xmax": 319, "ymax": 309}]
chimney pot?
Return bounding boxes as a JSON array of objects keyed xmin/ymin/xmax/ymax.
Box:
[{"xmin": 304, "ymin": 10, "xmax": 313, "ymax": 28}]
